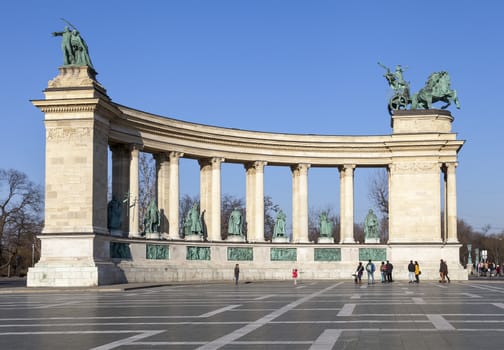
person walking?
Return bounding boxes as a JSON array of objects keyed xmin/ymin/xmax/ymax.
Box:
[
  {"xmin": 414, "ymin": 261, "xmax": 420, "ymax": 283},
  {"xmin": 234, "ymin": 264, "xmax": 240, "ymax": 285},
  {"xmin": 439, "ymin": 259, "xmax": 450, "ymax": 283},
  {"xmin": 443, "ymin": 260, "xmax": 450, "ymax": 283},
  {"xmin": 292, "ymin": 268, "xmax": 298, "ymax": 286},
  {"xmin": 366, "ymin": 259, "xmax": 376, "ymax": 284},
  {"xmin": 408, "ymin": 260, "xmax": 416, "ymax": 283},
  {"xmin": 355, "ymin": 262, "xmax": 364, "ymax": 284}
]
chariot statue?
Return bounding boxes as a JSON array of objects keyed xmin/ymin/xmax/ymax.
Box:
[{"xmin": 379, "ymin": 63, "xmax": 460, "ymax": 115}]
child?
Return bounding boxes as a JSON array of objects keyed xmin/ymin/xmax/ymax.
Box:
[{"xmin": 292, "ymin": 268, "xmax": 298, "ymax": 285}]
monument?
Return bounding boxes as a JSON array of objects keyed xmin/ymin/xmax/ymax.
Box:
[
  {"xmin": 26, "ymin": 28, "xmax": 466, "ymax": 286},
  {"xmin": 364, "ymin": 209, "xmax": 380, "ymax": 244}
]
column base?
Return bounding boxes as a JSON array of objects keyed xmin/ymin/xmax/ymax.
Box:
[
  {"xmin": 185, "ymin": 234, "xmax": 204, "ymax": 241},
  {"xmin": 146, "ymin": 232, "xmax": 161, "ymax": 240},
  {"xmin": 227, "ymin": 235, "xmax": 246, "ymax": 242}
]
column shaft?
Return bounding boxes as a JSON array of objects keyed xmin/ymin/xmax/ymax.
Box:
[
  {"xmin": 292, "ymin": 164, "xmax": 310, "ymax": 243},
  {"xmin": 254, "ymin": 162, "xmax": 267, "ymax": 242},
  {"xmin": 245, "ymin": 164, "xmax": 256, "ymax": 238},
  {"xmin": 168, "ymin": 152, "xmax": 183, "ymax": 239},
  {"xmin": 446, "ymin": 163, "xmax": 459, "ymax": 243},
  {"xmin": 129, "ymin": 145, "xmax": 141, "ymax": 238},
  {"xmin": 110, "ymin": 144, "xmax": 130, "ymax": 234},
  {"xmin": 339, "ymin": 165, "xmax": 355, "ymax": 243}
]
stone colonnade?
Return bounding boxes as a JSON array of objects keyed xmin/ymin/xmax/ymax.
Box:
[
  {"xmin": 27, "ymin": 67, "xmax": 464, "ymax": 286},
  {"xmin": 111, "ymin": 148, "xmax": 459, "ymax": 244}
]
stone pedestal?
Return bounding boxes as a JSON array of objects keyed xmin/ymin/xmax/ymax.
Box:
[
  {"xmin": 227, "ymin": 235, "xmax": 246, "ymax": 242},
  {"xmin": 318, "ymin": 237, "xmax": 334, "ymax": 244},
  {"xmin": 185, "ymin": 234, "xmax": 204, "ymax": 241},
  {"xmin": 272, "ymin": 237, "xmax": 289, "ymax": 243},
  {"xmin": 146, "ymin": 232, "xmax": 161, "ymax": 240},
  {"xmin": 28, "ymin": 66, "xmax": 124, "ymax": 287}
]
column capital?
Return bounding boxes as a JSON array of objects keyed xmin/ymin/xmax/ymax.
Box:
[
  {"xmin": 169, "ymin": 151, "xmax": 184, "ymax": 160},
  {"xmin": 153, "ymin": 152, "xmax": 168, "ymax": 163},
  {"xmin": 245, "ymin": 161, "xmax": 268, "ymax": 171},
  {"xmin": 129, "ymin": 143, "xmax": 143, "ymax": 152},
  {"xmin": 109, "ymin": 143, "xmax": 129, "ymax": 154},
  {"xmin": 198, "ymin": 157, "xmax": 225, "ymax": 168},
  {"xmin": 291, "ymin": 163, "xmax": 311, "ymax": 174},
  {"xmin": 443, "ymin": 162, "xmax": 458, "ymax": 170},
  {"xmin": 340, "ymin": 164, "xmax": 356, "ymax": 171}
]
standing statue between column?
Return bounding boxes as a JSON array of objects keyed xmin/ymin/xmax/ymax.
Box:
[
  {"xmin": 273, "ymin": 210, "xmax": 286, "ymax": 238},
  {"xmin": 144, "ymin": 200, "xmax": 160, "ymax": 234},
  {"xmin": 319, "ymin": 212, "xmax": 333, "ymax": 238},
  {"xmin": 318, "ymin": 211, "xmax": 333, "ymax": 243},
  {"xmin": 107, "ymin": 196, "xmax": 123, "ymax": 232},
  {"xmin": 364, "ymin": 209, "xmax": 380, "ymax": 243},
  {"xmin": 52, "ymin": 19, "xmax": 94, "ymax": 69},
  {"xmin": 228, "ymin": 208, "xmax": 244, "ymax": 236},
  {"xmin": 184, "ymin": 203, "xmax": 203, "ymax": 237}
]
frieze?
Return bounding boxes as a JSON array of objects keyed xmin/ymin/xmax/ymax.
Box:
[
  {"xmin": 390, "ymin": 162, "xmax": 439, "ymax": 173},
  {"xmin": 39, "ymin": 105, "xmax": 97, "ymax": 113},
  {"xmin": 47, "ymin": 127, "xmax": 92, "ymax": 142}
]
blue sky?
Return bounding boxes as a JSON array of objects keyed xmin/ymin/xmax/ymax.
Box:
[{"xmin": 0, "ymin": 1, "xmax": 502, "ymax": 234}]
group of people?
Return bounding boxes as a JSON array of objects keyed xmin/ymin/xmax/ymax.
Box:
[
  {"xmin": 354, "ymin": 260, "xmax": 422, "ymax": 284},
  {"xmin": 355, "ymin": 260, "xmax": 395, "ymax": 284},
  {"xmin": 407, "ymin": 260, "xmax": 421, "ymax": 283}
]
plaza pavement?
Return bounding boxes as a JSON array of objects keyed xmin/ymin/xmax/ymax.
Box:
[{"xmin": 1, "ymin": 278, "xmax": 504, "ymax": 349}]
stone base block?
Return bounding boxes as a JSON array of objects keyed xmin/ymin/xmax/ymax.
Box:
[
  {"xmin": 185, "ymin": 234, "xmax": 204, "ymax": 241},
  {"xmin": 272, "ymin": 237, "xmax": 289, "ymax": 243},
  {"xmin": 27, "ymin": 261, "xmax": 126, "ymax": 287},
  {"xmin": 226, "ymin": 235, "xmax": 246, "ymax": 242}
]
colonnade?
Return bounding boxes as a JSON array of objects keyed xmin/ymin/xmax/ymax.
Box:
[{"xmin": 110, "ymin": 145, "xmax": 459, "ymax": 244}]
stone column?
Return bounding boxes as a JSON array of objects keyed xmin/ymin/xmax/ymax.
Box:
[
  {"xmin": 155, "ymin": 153, "xmax": 170, "ymax": 237},
  {"xmin": 199, "ymin": 159, "xmax": 212, "ymax": 239},
  {"xmin": 199, "ymin": 157, "xmax": 224, "ymax": 241},
  {"xmin": 110, "ymin": 144, "xmax": 130, "ymax": 235},
  {"xmin": 292, "ymin": 164, "xmax": 310, "ymax": 243},
  {"xmin": 168, "ymin": 152, "xmax": 184, "ymax": 239},
  {"xmin": 129, "ymin": 144, "xmax": 141, "ymax": 238},
  {"xmin": 210, "ymin": 157, "xmax": 224, "ymax": 241},
  {"xmin": 445, "ymin": 162, "xmax": 459, "ymax": 243},
  {"xmin": 246, "ymin": 161, "xmax": 267, "ymax": 242},
  {"xmin": 339, "ymin": 164, "xmax": 356, "ymax": 243},
  {"xmin": 245, "ymin": 163, "xmax": 256, "ymax": 238}
]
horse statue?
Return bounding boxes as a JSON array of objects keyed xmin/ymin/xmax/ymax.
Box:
[{"xmin": 411, "ymin": 71, "xmax": 460, "ymax": 110}]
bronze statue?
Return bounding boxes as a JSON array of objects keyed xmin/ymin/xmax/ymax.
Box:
[
  {"xmin": 53, "ymin": 19, "xmax": 94, "ymax": 69},
  {"xmin": 364, "ymin": 209, "xmax": 379, "ymax": 240},
  {"xmin": 273, "ymin": 210, "xmax": 287, "ymax": 238},
  {"xmin": 379, "ymin": 63, "xmax": 460, "ymax": 114},
  {"xmin": 319, "ymin": 212, "xmax": 333, "ymax": 238},
  {"xmin": 411, "ymin": 71, "xmax": 460, "ymax": 110},
  {"xmin": 228, "ymin": 208, "xmax": 243, "ymax": 236}
]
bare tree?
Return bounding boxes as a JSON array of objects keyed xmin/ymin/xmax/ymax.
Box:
[
  {"xmin": 368, "ymin": 168, "xmax": 389, "ymax": 217},
  {"xmin": 138, "ymin": 152, "xmax": 156, "ymax": 233},
  {"xmin": 264, "ymin": 196, "xmax": 280, "ymax": 241},
  {"xmin": 368, "ymin": 168, "xmax": 389, "ymax": 242},
  {"xmin": 0, "ymin": 169, "xmax": 43, "ymax": 276}
]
